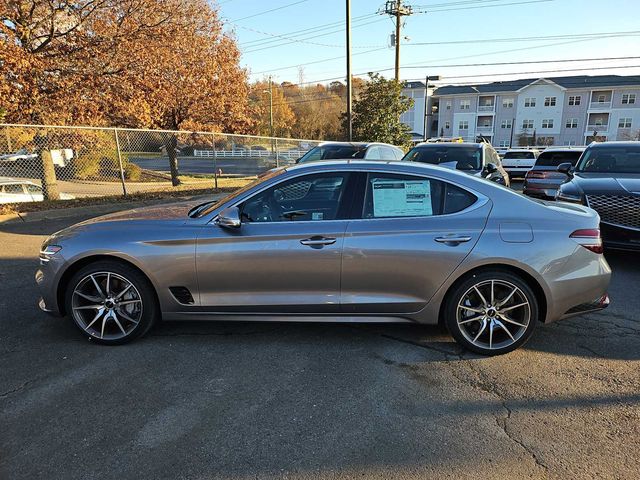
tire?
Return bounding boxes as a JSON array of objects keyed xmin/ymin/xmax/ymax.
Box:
[
  {"xmin": 64, "ymin": 260, "xmax": 158, "ymax": 345},
  {"xmin": 444, "ymin": 270, "xmax": 538, "ymax": 356}
]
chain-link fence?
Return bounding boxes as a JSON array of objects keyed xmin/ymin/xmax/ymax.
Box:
[{"xmin": 0, "ymin": 124, "xmax": 322, "ymax": 205}]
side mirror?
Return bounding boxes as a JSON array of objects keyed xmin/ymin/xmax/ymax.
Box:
[
  {"xmin": 484, "ymin": 162, "xmax": 498, "ymax": 174},
  {"xmin": 217, "ymin": 206, "xmax": 241, "ymax": 229},
  {"xmin": 557, "ymin": 162, "xmax": 573, "ymax": 175}
]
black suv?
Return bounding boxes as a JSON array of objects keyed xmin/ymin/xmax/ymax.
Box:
[
  {"xmin": 556, "ymin": 141, "xmax": 640, "ymax": 250},
  {"xmin": 402, "ymin": 142, "xmax": 510, "ymax": 186}
]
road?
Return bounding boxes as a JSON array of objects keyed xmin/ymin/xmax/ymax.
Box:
[{"xmin": 1, "ymin": 210, "xmax": 638, "ymax": 480}]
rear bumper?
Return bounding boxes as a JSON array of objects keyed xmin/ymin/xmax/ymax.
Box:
[
  {"xmin": 559, "ymin": 293, "xmax": 610, "ymax": 320},
  {"xmin": 522, "ymin": 186, "xmax": 558, "ymax": 200}
]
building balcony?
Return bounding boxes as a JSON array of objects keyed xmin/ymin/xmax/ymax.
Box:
[
  {"xmin": 476, "ymin": 125, "xmax": 494, "ymax": 134},
  {"xmin": 589, "ymin": 101, "xmax": 612, "ymax": 110},
  {"xmin": 477, "ymin": 105, "xmax": 495, "ymax": 113},
  {"xmin": 586, "ymin": 124, "xmax": 609, "ymax": 133}
]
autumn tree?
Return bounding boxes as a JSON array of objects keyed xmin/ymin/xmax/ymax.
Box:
[
  {"xmin": 349, "ymin": 73, "xmax": 413, "ymax": 149},
  {"xmin": 249, "ymin": 80, "xmax": 295, "ymax": 137},
  {"xmin": 1, "ymin": 0, "xmax": 252, "ymax": 185}
]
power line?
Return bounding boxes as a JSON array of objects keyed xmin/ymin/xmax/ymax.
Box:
[
  {"xmin": 238, "ymin": 13, "xmax": 377, "ymax": 47},
  {"xmin": 243, "ymin": 18, "xmax": 386, "ymax": 53},
  {"xmin": 421, "ymin": 0, "xmax": 555, "ymax": 13},
  {"xmin": 249, "ymin": 31, "xmax": 640, "ymax": 76},
  {"xmin": 434, "ymin": 64, "xmax": 640, "ymax": 81},
  {"xmin": 405, "ymin": 30, "xmax": 640, "ymax": 46},
  {"xmin": 229, "ymin": 0, "xmax": 310, "ymax": 23}
]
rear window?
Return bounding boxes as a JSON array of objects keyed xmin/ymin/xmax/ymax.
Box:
[
  {"xmin": 297, "ymin": 145, "xmax": 366, "ymax": 163},
  {"xmin": 504, "ymin": 151, "xmax": 535, "ymax": 159},
  {"xmin": 535, "ymin": 151, "xmax": 582, "ymax": 167},
  {"xmin": 403, "ymin": 146, "xmax": 482, "ymax": 171}
]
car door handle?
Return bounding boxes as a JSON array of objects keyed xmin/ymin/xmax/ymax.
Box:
[
  {"xmin": 435, "ymin": 235, "xmax": 473, "ymax": 244},
  {"xmin": 300, "ymin": 236, "xmax": 337, "ymax": 247}
]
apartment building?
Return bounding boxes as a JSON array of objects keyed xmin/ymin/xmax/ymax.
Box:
[{"xmin": 402, "ymin": 75, "xmax": 640, "ymax": 146}]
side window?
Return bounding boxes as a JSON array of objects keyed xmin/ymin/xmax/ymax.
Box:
[
  {"xmin": 240, "ymin": 173, "xmax": 351, "ymax": 223},
  {"xmin": 25, "ymin": 184, "xmax": 42, "ymax": 194},
  {"xmin": 394, "ymin": 148, "xmax": 405, "ymax": 160},
  {"xmin": 365, "ymin": 146, "xmax": 382, "ymax": 160},
  {"xmin": 443, "ymin": 183, "xmax": 477, "ymax": 214},
  {"xmin": 3, "ymin": 184, "xmax": 25, "ymax": 194},
  {"xmin": 361, "ymin": 173, "xmax": 477, "ymax": 219},
  {"xmin": 379, "ymin": 147, "xmax": 398, "ymax": 161}
]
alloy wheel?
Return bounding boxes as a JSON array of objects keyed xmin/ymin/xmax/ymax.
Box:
[
  {"xmin": 71, "ymin": 272, "xmax": 143, "ymax": 341},
  {"xmin": 456, "ymin": 279, "xmax": 531, "ymax": 351}
]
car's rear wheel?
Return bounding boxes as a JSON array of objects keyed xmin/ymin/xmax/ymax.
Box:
[
  {"xmin": 65, "ymin": 260, "xmax": 158, "ymax": 345},
  {"xmin": 444, "ymin": 270, "xmax": 538, "ymax": 355}
]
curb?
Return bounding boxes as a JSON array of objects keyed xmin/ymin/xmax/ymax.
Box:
[{"xmin": 0, "ymin": 194, "xmax": 219, "ymax": 225}]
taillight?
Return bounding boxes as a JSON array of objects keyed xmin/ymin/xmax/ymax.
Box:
[{"xmin": 570, "ymin": 229, "xmax": 603, "ymax": 254}]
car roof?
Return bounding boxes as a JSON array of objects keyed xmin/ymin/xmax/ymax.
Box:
[
  {"xmin": 506, "ymin": 148, "xmax": 539, "ymax": 152},
  {"xmin": 587, "ymin": 141, "xmax": 640, "ymax": 148},
  {"xmin": 538, "ymin": 146, "xmax": 586, "ymax": 153},
  {"xmin": 0, "ymin": 177, "xmax": 33, "ymax": 185},
  {"xmin": 317, "ymin": 141, "xmax": 400, "ymax": 149},
  {"xmin": 412, "ymin": 142, "xmax": 483, "ymax": 148}
]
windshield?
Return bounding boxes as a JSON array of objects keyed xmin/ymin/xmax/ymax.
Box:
[
  {"xmin": 297, "ymin": 145, "xmax": 367, "ymax": 163},
  {"xmin": 189, "ymin": 168, "xmax": 286, "ymax": 218},
  {"xmin": 504, "ymin": 151, "xmax": 535, "ymax": 159},
  {"xmin": 403, "ymin": 146, "xmax": 482, "ymax": 171},
  {"xmin": 576, "ymin": 146, "xmax": 640, "ymax": 174},
  {"xmin": 535, "ymin": 151, "xmax": 583, "ymax": 167}
]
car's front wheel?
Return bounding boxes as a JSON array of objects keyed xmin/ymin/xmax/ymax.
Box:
[
  {"xmin": 444, "ymin": 270, "xmax": 538, "ymax": 355},
  {"xmin": 65, "ymin": 260, "xmax": 158, "ymax": 345}
]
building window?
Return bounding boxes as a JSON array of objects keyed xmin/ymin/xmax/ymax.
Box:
[
  {"xmin": 524, "ymin": 97, "xmax": 536, "ymax": 107},
  {"xmin": 445, "ymin": 121, "xmax": 450, "ymax": 129},
  {"xmin": 522, "ymin": 119, "xmax": 534, "ymax": 129},
  {"xmin": 597, "ymin": 94, "xmax": 606, "ymax": 103},
  {"xmin": 537, "ymin": 137, "xmax": 554, "ymax": 146},
  {"xmin": 501, "ymin": 119, "xmax": 512, "ymax": 129},
  {"xmin": 459, "ymin": 120, "xmax": 469, "ymax": 130},
  {"xmin": 460, "ymin": 100, "xmax": 470, "ymax": 110},
  {"xmin": 446, "ymin": 101, "xmax": 451, "ymax": 110},
  {"xmin": 622, "ymin": 94, "xmax": 636, "ymax": 105},
  {"xmin": 544, "ymin": 96, "xmax": 557, "ymax": 106},
  {"xmin": 541, "ymin": 119, "xmax": 554, "ymax": 129},
  {"xmin": 568, "ymin": 95, "xmax": 581, "ymax": 106},
  {"xmin": 499, "ymin": 140, "xmax": 509, "ymax": 147},
  {"xmin": 566, "ymin": 118, "xmax": 578, "ymax": 128},
  {"xmin": 618, "ymin": 118, "xmax": 632, "ymax": 128},
  {"xmin": 502, "ymin": 98, "xmax": 514, "ymax": 108}
]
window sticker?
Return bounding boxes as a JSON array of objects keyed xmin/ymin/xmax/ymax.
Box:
[
  {"xmin": 312, "ymin": 212, "xmax": 324, "ymax": 220},
  {"xmin": 371, "ymin": 179, "xmax": 432, "ymax": 217}
]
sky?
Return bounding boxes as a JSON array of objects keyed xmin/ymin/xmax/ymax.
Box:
[{"xmin": 217, "ymin": 0, "xmax": 640, "ymax": 88}]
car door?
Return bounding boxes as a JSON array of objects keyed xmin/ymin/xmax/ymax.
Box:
[
  {"xmin": 195, "ymin": 171, "xmax": 356, "ymax": 313},
  {"xmin": 341, "ymin": 172, "xmax": 491, "ymax": 314}
]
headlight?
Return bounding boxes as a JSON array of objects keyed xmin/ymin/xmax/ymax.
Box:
[
  {"xmin": 39, "ymin": 245, "xmax": 62, "ymax": 262},
  {"xmin": 555, "ymin": 189, "xmax": 583, "ymax": 204}
]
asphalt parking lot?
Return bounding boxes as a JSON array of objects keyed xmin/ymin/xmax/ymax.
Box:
[{"xmin": 1, "ymin": 210, "xmax": 639, "ymax": 480}]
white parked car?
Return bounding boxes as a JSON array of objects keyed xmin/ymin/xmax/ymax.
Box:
[
  {"xmin": 501, "ymin": 148, "xmax": 540, "ymax": 178},
  {"xmin": 0, "ymin": 178, "xmax": 75, "ymax": 204},
  {"xmin": 0, "ymin": 149, "xmax": 38, "ymax": 162}
]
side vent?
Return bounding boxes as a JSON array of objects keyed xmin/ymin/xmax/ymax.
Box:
[{"xmin": 169, "ymin": 286, "xmax": 195, "ymax": 305}]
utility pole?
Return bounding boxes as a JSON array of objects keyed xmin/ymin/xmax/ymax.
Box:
[
  {"xmin": 383, "ymin": 0, "xmax": 415, "ymax": 82},
  {"xmin": 346, "ymin": 0, "xmax": 353, "ymax": 141},
  {"xmin": 263, "ymin": 77, "xmax": 275, "ymax": 154},
  {"xmin": 422, "ymin": 75, "xmax": 440, "ymax": 141}
]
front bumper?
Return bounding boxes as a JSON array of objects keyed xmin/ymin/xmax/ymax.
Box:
[
  {"xmin": 35, "ymin": 255, "xmax": 66, "ymax": 316},
  {"xmin": 601, "ymin": 222, "xmax": 640, "ymax": 251}
]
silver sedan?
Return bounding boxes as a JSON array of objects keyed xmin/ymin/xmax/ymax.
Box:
[{"xmin": 36, "ymin": 161, "xmax": 611, "ymax": 355}]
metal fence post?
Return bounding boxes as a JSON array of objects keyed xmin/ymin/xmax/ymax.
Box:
[
  {"xmin": 113, "ymin": 128, "xmax": 128, "ymax": 196},
  {"xmin": 275, "ymin": 138, "xmax": 280, "ymax": 168},
  {"xmin": 212, "ymin": 132, "xmax": 218, "ymax": 191}
]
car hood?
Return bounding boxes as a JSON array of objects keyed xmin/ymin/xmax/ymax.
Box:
[
  {"xmin": 571, "ymin": 173, "xmax": 640, "ymax": 194},
  {"xmin": 81, "ymin": 200, "xmax": 199, "ymax": 225}
]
